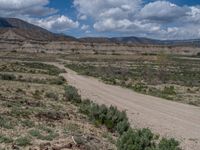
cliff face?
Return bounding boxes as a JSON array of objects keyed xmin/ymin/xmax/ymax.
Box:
[
  {"xmin": 1, "ymin": 35, "xmax": 200, "ymax": 56},
  {"xmin": 0, "ymin": 17, "xmax": 200, "ymax": 56}
]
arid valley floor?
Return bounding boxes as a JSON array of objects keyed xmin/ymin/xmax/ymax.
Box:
[{"xmin": 0, "ymin": 51, "xmax": 200, "ymax": 150}]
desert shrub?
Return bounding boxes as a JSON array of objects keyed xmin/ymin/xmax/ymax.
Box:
[
  {"xmin": 64, "ymin": 85, "xmax": 81, "ymax": 103},
  {"xmin": 10, "ymin": 107, "xmax": 32, "ymax": 118},
  {"xmin": 116, "ymin": 120, "xmax": 130, "ymax": 135},
  {"xmin": 0, "ymin": 116, "xmax": 16, "ymax": 129},
  {"xmin": 50, "ymin": 76, "xmax": 66, "ymax": 85},
  {"xmin": 79, "ymin": 99, "xmax": 92, "ymax": 115},
  {"xmin": 64, "ymin": 86, "xmax": 128, "ymax": 135},
  {"xmin": 36, "ymin": 110, "xmax": 67, "ymax": 121},
  {"xmin": 117, "ymin": 128, "xmax": 156, "ymax": 150},
  {"xmin": 148, "ymin": 87, "xmax": 176, "ymax": 100},
  {"xmin": 22, "ymin": 62, "xmax": 65, "ymax": 75},
  {"xmin": 0, "ymin": 73, "xmax": 16, "ymax": 81},
  {"xmin": 45, "ymin": 92, "xmax": 59, "ymax": 101},
  {"xmin": 79, "ymin": 101, "xmax": 129, "ymax": 135},
  {"xmin": 0, "ymin": 135, "xmax": 13, "ymax": 143},
  {"xmin": 20, "ymin": 120, "xmax": 35, "ymax": 128},
  {"xmin": 158, "ymin": 138, "xmax": 181, "ymax": 150},
  {"xmin": 105, "ymin": 106, "xmax": 129, "ymax": 133},
  {"xmin": 32, "ymin": 90, "xmax": 42, "ymax": 99},
  {"xmin": 133, "ymin": 83, "xmax": 148, "ymax": 93},
  {"xmin": 64, "ymin": 123, "xmax": 81, "ymax": 134},
  {"xmin": 162, "ymin": 86, "xmax": 176, "ymax": 95},
  {"xmin": 29, "ymin": 129, "xmax": 58, "ymax": 141},
  {"xmin": 15, "ymin": 136, "xmax": 31, "ymax": 146}
]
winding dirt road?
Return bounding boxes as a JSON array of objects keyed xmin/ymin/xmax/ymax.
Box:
[{"xmin": 52, "ymin": 63, "xmax": 200, "ymax": 150}]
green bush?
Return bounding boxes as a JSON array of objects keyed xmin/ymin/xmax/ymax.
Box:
[
  {"xmin": 79, "ymin": 101, "xmax": 129, "ymax": 135},
  {"xmin": 20, "ymin": 120, "xmax": 35, "ymax": 128},
  {"xmin": 0, "ymin": 135, "xmax": 13, "ymax": 143},
  {"xmin": 0, "ymin": 74, "xmax": 16, "ymax": 81},
  {"xmin": 116, "ymin": 120, "xmax": 130, "ymax": 135},
  {"xmin": 15, "ymin": 136, "xmax": 31, "ymax": 146},
  {"xmin": 64, "ymin": 85, "xmax": 81, "ymax": 103},
  {"xmin": 158, "ymin": 138, "xmax": 181, "ymax": 150},
  {"xmin": 117, "ymin": 128, "xmax": 156, "ymax": 150},
  {"xmin": 79, "ymin": 99, "xmax": 93, "ymax": 115},
  {"xmin": 45, "ymin": 92, "xmax": 59, "ymax": 101},
  {"xmin": 22, "ymin": 62, "xmax": 65, "ymax": 75},
  {"xmin": 162, "ymin": 86, "xmax": 176, "ymax": 95},
  {"xmin": 0, "ymin": 116, "xmax": 16, "ymax": 129},
  {"xmin": 133, "ymin": 83, "xmax": 148, "ymax": 93},
  {"xmin": 10, "ymin": 107, "xmax": 32, "ymax": 118},
  {"xmin": 29, "ymin": 129, "xmax": 58, "ymax": 141}
]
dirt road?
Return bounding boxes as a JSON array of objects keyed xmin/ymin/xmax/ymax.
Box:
[{"xmin": 52, "ymin": 63, "xmax": 200, "ymax": 150}]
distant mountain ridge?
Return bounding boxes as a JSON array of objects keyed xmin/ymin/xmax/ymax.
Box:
[
  {"xmin": 0, "ymin": 17, "xmax": 200, "ymax": 47},
  {"xmin": 80, "ymin": 37, "xmax": 200, "ymax": 47},
  {"xmin": 0, "ymin": 18, "xmax": 13, "ymax": 28},
  {"xmin": 0, "ymin": 17, "xmax": 76, "ymax": 41}
]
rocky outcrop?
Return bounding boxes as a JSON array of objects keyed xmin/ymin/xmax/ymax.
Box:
[
  {"xmin": 1, "ymin": 36, "xmax": 200, "ymax": 55},
  {"xmin": 1, "ymin": 17, "xmax": 200, "ymax": 56}
]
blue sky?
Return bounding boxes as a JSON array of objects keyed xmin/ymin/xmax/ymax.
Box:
[{"xmin": 0, "ymin": 0, "xmax": 200, "ymax": 39}]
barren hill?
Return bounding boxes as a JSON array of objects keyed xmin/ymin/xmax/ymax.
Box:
[{"xmin": 0, "ymin": 17, "xmax": 76, "ymax": 41}]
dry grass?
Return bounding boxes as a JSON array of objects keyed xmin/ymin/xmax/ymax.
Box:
[{"xmin": 0, "ymin": 61, "xmax": 116, "ymax": 150}]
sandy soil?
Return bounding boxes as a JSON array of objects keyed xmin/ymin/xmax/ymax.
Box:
[{"xmin": 52, "ymin": 63, "xmax": 200, "ymax": 150}]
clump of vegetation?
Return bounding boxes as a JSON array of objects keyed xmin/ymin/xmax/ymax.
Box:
[
  {"xmin": 32, "ymin": 89, "xmax": 41, "ymax": 98},
  {"xmin": 45, "ymin": 92, "xmax": 59, "ymax": 101},
  {"xmin": 20, "ymin": 119, "xmax": 35, "ymax": 128},
  {"xmin": 132, "ymin": 83, "xmax": 148, "ymax": 93},
  {"xmin": 0, "ymin": 62, "xmax": 65, "ymax": 75},
  {"xmin": 29, "ymin": 128, "xmax": 59, "ymax": 141},
  {"xmin": 158, "ymin": 138, "xmax": 181, "ymax": 150},
  {"xmin": 0, "ymin": 73, "xmax": 16, "ymax": 81},
  {"xmin": 64, "ymin": 86, "xmax": 129, "ymax": 134},
  {"xmin": 50, "ymin": 76, "xmax": 66, "ymax": 85},
  {"xmin": 64, "ymin": 85, "xmax": 81, "ymax": 103},
  {"xmin": 0, "ymin": 115, "xmax": 16, "ymax": 129},
  {"xmin": 22, "ymin": 62, "xmax": 65, "ymax": 75},
  {"xmin": 0, "ymin": 135, "xmax": 13, "ymax": 144},
  {"xmin": 80, "ymin": 101, "xmax": 130, "ymax": 134},
  {"xmin": 36, "ymin": 109, "xmax": 67, "ymax": 121},
  {"xmin": 15, "ymin": 136, "xmax": 32, "ymax": 146},
  {"xmin": 162, "ymin": 86, "xmax": 176, "ymax": 95},
  {"xmin": 117, "ymin": 128, "xmax": 181, "ymax": 150},
  {"xmin": 10, "ymin": 107, "xmax": 32, "ymax": 118},
  {"xmin": 64, "ymin": 123, "xmax": 81, "ymax": 134},
  {"xmin": 117, "ymin": 128, "xmax": 156, "ymax": 150}
]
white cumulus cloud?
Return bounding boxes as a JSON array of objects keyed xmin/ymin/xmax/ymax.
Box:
[
  {"xmin": 0, "ymin": 0, "xmax": 57, "ymax": 17},
  {"xmin": 140, "ymin": 1, "xmax": 187, "ymax": 22},
  {"xmin": 0, "ymin": 0, "xmax": 79, "ymax": 33},
  {"xmin": 74, "ymin": 0, "xmax": 200, "ymax": 39},
  {"xmin": 28, "ymin": 15, "xmax": 79, "ymax": 32}
]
